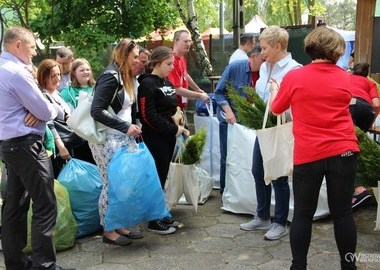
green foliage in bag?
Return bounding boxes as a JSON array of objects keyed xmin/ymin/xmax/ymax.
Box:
[
  {"xmin": 181, "ymin": 128, "xmax": 207, "ymax": 165},
  {"xmin": 23, "ymin": 180, "xmax": 77, "ymax": 253},
  {"xmin": 227, "ymin": 85, "xmax": 276, "ymax": 130},
  {"xmin": 44, "ymin": 124, "xmax": 56, "ymax": 157},
  {"xmin": 356, "ymin": 127, "xmax": 380, "ymax": 187}
]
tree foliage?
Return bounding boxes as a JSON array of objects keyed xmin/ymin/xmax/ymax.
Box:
[
  {"xmin": 224, "ymin": 0, "xmax": 259, "ymax": 31},
  {"xmin": 1, "ymin": 0, "xmax": 356, "ymax": 77},
  {"xmin": 30, "ymin": 0, "xmax": 179, "ymax": 73},
  {"xmin": 174, "ymin": 0, "xmax": 213, "ymax": 76},
  {"xmin": 260, "ymin": 0, "xmax": 325, "ymax": 26},
  {"xmin": 323, "ymin": 0, "xmax": 356, "ymax": 30}
]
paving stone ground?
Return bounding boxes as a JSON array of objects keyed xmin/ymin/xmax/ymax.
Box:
[{"xmin": 0, "ymin": 189, "xmax": 379, "ymax": 270}]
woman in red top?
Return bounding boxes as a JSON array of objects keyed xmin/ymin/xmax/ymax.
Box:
[
  {"xmin": 270, "ymin": 27, "xmax": 359, "ymax": 270},
  {"xmin": 349, "ymin": 63, "xmax": 380, "ymax": 131},
  {"xmin": 349, "ymin": 63, "xmax": 380, "ymax": 208}
]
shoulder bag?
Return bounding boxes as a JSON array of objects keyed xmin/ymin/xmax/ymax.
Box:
[
  {"xmin": 255, "ymin": 92, "xmax": 294, "ymax": 185},
  {"xmin": 66, "ymin": 72, "xmax": 119, "ymax": 143}
]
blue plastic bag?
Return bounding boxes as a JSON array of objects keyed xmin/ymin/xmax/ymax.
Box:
[
  {"xmin": 196, "ymin": 93, "xmax": 217, "ymax": 116},
  {"xmin": 57, "ymin": 158, "xmax": 102, "ymax": 237},
  {"xmin": 105, "ymin": 142, "xmax": 170, "ymax": 231}
]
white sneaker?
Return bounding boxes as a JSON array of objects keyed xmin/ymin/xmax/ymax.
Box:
[
  {"xmin": 240, "ymin": 216, "xmax": 271, "ymax": 231},
  {"xmin": 264, "ymin": 223, "xmax": 288, "ymax": 240}
]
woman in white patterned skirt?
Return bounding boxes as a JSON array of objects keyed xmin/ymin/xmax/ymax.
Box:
[{"xmin": 89, "ymin": 38, "xmax": 142, "ymax": 246}]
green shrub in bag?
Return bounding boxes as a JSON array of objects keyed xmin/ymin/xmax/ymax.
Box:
[{"xmin": 23, "ymin": 180, "xmax": 77, "ymax": 253}]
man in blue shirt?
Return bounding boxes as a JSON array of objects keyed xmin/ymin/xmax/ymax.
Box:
[
  {"xmin": 0, "ymin": 26, "xmax": 65, "ymax": 270},
  {"xmin": 214, "ymin": 44, "xmax": 263, "ymax": 194}
]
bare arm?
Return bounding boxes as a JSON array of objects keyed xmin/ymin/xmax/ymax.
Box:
[
  {"xmin": 221, "ymin": 104, "xmax": 236, "ymax": 124},
  {"xmin": 175, "ymin": 87, "xmax": 209, "ymax": 102},
  {"xmin": 186, "ymin": 74, "xmax": 204, "ymax": 93}
]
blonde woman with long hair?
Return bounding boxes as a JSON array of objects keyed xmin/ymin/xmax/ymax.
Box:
[{"xmin": 89, "ymin": 38, "xmax": 142, "ymax": 246}]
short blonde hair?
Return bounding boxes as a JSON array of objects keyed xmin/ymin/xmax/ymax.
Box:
[
  {"xmin": 304, "ymin": 27, "xmax": 345, "ymax": 64},
  {"xmin": 259, "ymin": 26, "xmax": 289, "ymax": 50}
]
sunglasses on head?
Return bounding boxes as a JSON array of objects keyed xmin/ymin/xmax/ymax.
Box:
[{"xmin": 127, "ymin": 40, "xmax": 136, "ymax": 51}]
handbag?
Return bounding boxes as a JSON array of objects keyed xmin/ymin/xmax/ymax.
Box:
[
  {"xmin": 165, "ymin": 138, "xmax": 200, "ymax": 211},
  {"xmin": 255, "ymin": 93, "xmax": 294, "ymax": 185},
  {"xmin": 66, "ymin": 74, "xmax": 119, "ymax": 144}
]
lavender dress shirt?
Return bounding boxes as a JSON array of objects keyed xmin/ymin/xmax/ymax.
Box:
[{"xmin": 0, "ymin": 51, "xmax": 57, "ymax": 140}]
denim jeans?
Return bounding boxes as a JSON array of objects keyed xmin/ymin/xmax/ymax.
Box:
[
  {"xmin": 290, "ymin": 152, "xmax": 357, "ymax": 270},
  {"xmin": 251, "ymin": 138, "xmax": 290, "ymax": 226},
  {"xmin": 217, "ymin": 106, "xmax": 228, "ymax": 194}
]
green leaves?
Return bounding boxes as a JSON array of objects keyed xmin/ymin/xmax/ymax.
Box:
[
  {"xmin": 227, "ymin": 85, "xmax": 276, "ymax": 130},
  {"xmin": 181, "ymin": 128, "xmax": 207, "ymax": 165},
  {"xmin": 356, "ymin": 127, "xmax": 380, "ymax": 187}
]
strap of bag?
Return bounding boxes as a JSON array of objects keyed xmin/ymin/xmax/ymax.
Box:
[
  {"xmin": 172, "ymin": 137, "xmax": 185, "ymax": 163},
  {"xmin": 261, "ymin": 91, "xmax": 272, "ymax": 129},
  {"xmin": 91, "ymin": 70, "xmax": 120, "ymax": 104},
  {"xmin": 262, "ymin": 91, "xmax": 287, "ymax": 129},
  {"xmin": 205, "ymin": 101, "xmax": 214, "ymax": 175},
  {"xmin": 205, "ymin": 101, "xmax": 213, "ymax": 117}
]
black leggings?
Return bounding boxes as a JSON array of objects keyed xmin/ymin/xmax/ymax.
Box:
[
  {"xmin": 290, "ymin": 153, "xmax": 357, "ymax": 270},
  {"xmin": 143, "ymin": 132, "xmax": 176, "ymax": 189}
]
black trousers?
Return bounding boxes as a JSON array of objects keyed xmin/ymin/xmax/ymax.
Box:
[
  {"xmin": 0, "ymin": 134, "xmax": 57, "ymax": 270},
  {"xmin": 143, "ymin": 132, "xmax": 176, "ymax": 189},
  {"xmin": 290, "ymin": 153, "xmax": 357, "ymax": 270}
]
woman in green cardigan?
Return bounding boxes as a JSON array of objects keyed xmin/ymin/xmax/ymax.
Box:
[{"xmin": 61, "ymin": 58, "xmax": 96, "ymax": 111}]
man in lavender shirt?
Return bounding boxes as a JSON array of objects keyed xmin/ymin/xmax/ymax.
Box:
[{"xmin": 0, "ymin": 26, "xmax": 66, "ymax": 270}]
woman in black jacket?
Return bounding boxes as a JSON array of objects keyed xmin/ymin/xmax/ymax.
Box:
[
  {"xmin": 89, "ymin": 38, "xmax": 142, "ymax": 246},
  {"xmin": 138, "ymin": 46, "xmax": 188, "ymax": 235}
]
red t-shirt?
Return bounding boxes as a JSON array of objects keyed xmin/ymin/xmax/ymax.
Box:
[
  {"xmin": 271, "ymin": 63, "xmax": 359, "ymax": 165},
  {"xmin": 167, "ymin": 52, "xmax": 189, "ymax": 109},
  {"xmin": 349, "ymin": 74, "xmax": 378, "ymax": 104}
]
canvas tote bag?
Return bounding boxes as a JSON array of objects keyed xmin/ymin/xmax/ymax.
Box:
[
  {"xmin": 66, "ymin": 72, "xmax": 119, "ymax": 143},
  {"xmin": 255, "ymin": 93, "xmax": 294, "ymax": 185}
]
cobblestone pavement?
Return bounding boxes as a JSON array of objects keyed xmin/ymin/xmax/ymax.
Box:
[{"xmin": 0, "ymin": 189, "xmax": 379, "ymax": 270}]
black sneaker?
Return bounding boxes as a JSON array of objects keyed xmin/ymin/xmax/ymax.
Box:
[
  {"xmin": 161, "ymin": 217, "xmax": 180, "ymax": 228},
  {"xmin": 352, "ymin": 190, "xmax": 372, "ymax": 209},
  {"xmin": 148, "ymin": 220, "xmax": 176, "ymax": 235}
]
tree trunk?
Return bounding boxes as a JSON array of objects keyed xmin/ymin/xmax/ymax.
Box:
[
  {"xmin": 286, "ymin": 0, "xmax": 294, "ymax": 25},
  {"xmin": 174, "ymin": 0, "xmax": 213, "ymax": 77}
]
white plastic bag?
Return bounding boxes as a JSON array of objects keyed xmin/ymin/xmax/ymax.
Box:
[
  {"xmin": 372, "ymin": 182, "xmax": 380, "ymax": 231},
  {"xmin": 194, "ymin": 103, "xmax": 220, "ymax": 188},
  {"xmin": 222, "ymin": 123, "xmax": 256, "ymax": 214},
  {"xmin": 221, "ymin": 123, "xmax": 330, "ymax": 221}
]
